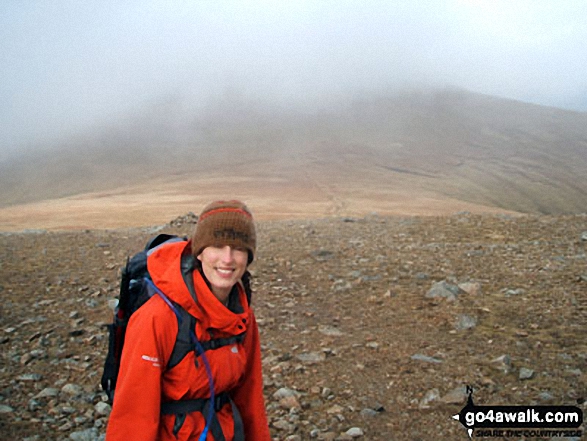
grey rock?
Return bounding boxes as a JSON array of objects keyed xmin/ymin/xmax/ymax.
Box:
[
  {"xmin": 491, "ymin": 355, "xmax": 513, "ymax": 373},
  {"xmin": 415, "ymin": 272, "xmax": 429, "ymax": 280},
  {"xmin": 441, "ymin": 386, "xmax": 468, "ymax": 404},
  {"xmin": 61, "ymin": 383, "xmax": 83, "ymax": 396},
  {"xmin": 0, "ymin": 404, "xmax": 14, "ymax": 413},
  {"xmin": 312, "ymin": 249, "xmax": 334, "ymax": 261},
  {"xmin": 17, "ymin": 373, "xmax": 43, "ymax": 382},
  {"xmin": 458, "ymin": 282, "xmax": 481, "ymax": 296},
  {"xmin": 419, "ymin": 388, "xmax": 440, "ymax": 409},
  {"xmin": 411, "ymin": 353, "xmax": 443, "ymax": 364},
  {"xmin": 455, "ymin": 314, "xmax": 478, "ymax": 330},
  {"xmin": 94, "ymin": 401, "xmax": 111, "ymax": 417},
  {"xmin": 319, "ymin": 326, "xmax": 344, "ymax": 337},
  {"xmin": 60, "ymin": 405, "xmax": 77, "ymax": 415},
  {"xmin": 69, "ymin": 428, "xmax": 104, "ymax": 441},
  {"xmin": 345, "ymin": 427, "xmax": 364, "ymax": 437},
  {"xmin": 425, "ymin": 281, "xmax": 462, "ymax": 301},
  {"xmin": 273, "ymin": 387, "xmax": 299, "ymax": 400},
  {"xmin": 35, "ymin": 387, "xmax": 60, "ymax": 399},
  {"xmin": 519, "ymin": 367, "xmax": 535, "ymax": 380},
  {"xmin": 272, "ymin": 418, "xmax": 294, "ymax": 431},
  {"xmin": 504, "ymin": 288, "xmax": 525, "ymax": 297},
  {"xmin": 360, "ymin": 408, "xmax": 378, "ymax": 417},
  {"xmin": 296, "ymin": 352, "xmax": 326, "ymax": 364},
  {"xmin": 28, "ymin": 398, "xmax": 42, "ymax": 411}
]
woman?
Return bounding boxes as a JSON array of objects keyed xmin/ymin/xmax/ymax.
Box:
[{"xmin": 106, "ymin": 200, "xmax": 271, "ymax": 440}]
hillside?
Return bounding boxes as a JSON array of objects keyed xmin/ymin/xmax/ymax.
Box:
[
  {"xmin": 1, "ymin": 89, "xmax": 586, "ymax": 231},
  {"xmin": 1, "ymin": 213, "xmax": 585, "ymax": 439}
]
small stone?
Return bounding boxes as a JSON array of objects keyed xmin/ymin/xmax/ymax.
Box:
[
  {"xmin": 272, "ymin": 419, "xmax": 293, "ymax": 431},
  {"xmin": 74, "ymin": 416, "xmax": 88, "ymax": 425},
  {"xmin": 273, "ymin": 387, "xmax": 298, "ymax": 400},
  {"xmin": 419, "ymin": 388, "xmax": 440, "ymax": 409},
  {"xmin": 0, "ymin": 404, "xmax": 14, "ymax": 414},
  {"xmin": 455, "ymin": 314, "xmax": 478, "ymax": 331},
  {"xmin": 278, "ymin": 395, "xmax": 301, "ymax": 410},
  {"xmin": 360, "ymin": 408, "xmax": 378, "ymax": 418},
  {"xmin": 440, "ymin": 386, "xmax": 468, "ymax": 404},
  {"xmin": 318, "ymin": 326, "xmax": 344, "ymax": 337},
  {"xmin": 296, "ymin": 352, "xmax": 326, "ymax": 364},
  {"xmin": 425, "ymin": 281, "xmax": 462, "ymax": 301},
  {"xmin": 60, "ymin": 405, "xmax": 77, "ymax": 415},
  {"xmin": 94, "ymin": 401, "xmax": 112, "ymax": 416},
  {"xmin": 326, "ymin": 404, "xmax": 344, "ymax": 415},
  {"xmin": 411, "ymin": 353, "xmax": 443, "ymax": 364},
  {"xmin": 61, "ymin": 383, "xmax": 83, "ymax": 396},
  {"xmin": 20, "ymin": 353, "xmax": 34, "ymax": 365},
  {"xmin": 58, "ymin": 421, "xmax": 73, "ymax": 432},
  {"xmin": 538, "ymin": 391, "xmax": 555, "ymax": 402},
  {"xmin": 490, "ymin": 355, "xmax": 512, "ymax": 373},
  {"xmin": 28, "ymin": 399, "xmax": 42, "ymax": 411},
  {"xmin": 69, "ymin": 428, "xmax": 102, "ymax": 441},
  {"xmin": 345, "ymin": 427, "xmax": 364, "ymax": 438},
  {"xmin": 17, "ymin": 373, "xmax": 43, "ymax": 382},
  {"xmin": 458, "ymin": 282, "xmax": 481, "ymax": 296},
  {"xmin": 519, "ymin": 367, "xmax": 535, "ymax": 380},
  {"xmin": 504, "ymin": 288, "xmax": 525, "ymax": 297},
  {"xmin": 35, "ymin": 387, "xmax": 60, "ymax": 399}
]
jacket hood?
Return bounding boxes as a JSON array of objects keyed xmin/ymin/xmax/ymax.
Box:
[{"xmin": 146, "ymin": 240, "xmax": 249, "ymax": 332}]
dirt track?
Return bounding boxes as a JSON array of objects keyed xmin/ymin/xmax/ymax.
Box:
[{"xmin": 1, "ymin": 213, "xmax": 586, "ymax": 440}]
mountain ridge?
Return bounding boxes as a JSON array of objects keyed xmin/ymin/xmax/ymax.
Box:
[{"xmin": 1, "ymin": 88, "xmax": 586, "ymax": 230}]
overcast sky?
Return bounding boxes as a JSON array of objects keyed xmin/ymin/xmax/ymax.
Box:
[{"xmin": 1, "ymin": 0, "xmax": 586, "ymax": 158}]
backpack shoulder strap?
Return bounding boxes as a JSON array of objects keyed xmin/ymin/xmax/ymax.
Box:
[
  {"xmin": 167, "ymin": 305, "xmax": 196, "ymax": 370},
  {"xmin": 180, "ymin": 249, "xmax": 198, "ymax": 304}
]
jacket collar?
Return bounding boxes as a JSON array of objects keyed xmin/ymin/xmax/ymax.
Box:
[{"xmin": 147, "ymin": 240, "xmax": 249, "ymax": 332}]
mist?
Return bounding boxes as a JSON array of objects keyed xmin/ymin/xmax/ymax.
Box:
[{"xmin": 1, "ymin": 0, "xmax": 586, "ymax": 160}]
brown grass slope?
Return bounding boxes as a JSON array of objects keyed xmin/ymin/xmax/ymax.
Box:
[{"xmin": 0, "ymin": 89, "xmax": 586, "ymax": 229}]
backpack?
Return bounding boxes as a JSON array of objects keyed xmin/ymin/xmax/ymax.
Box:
[{"xmin": 100, "ymin": 234, "xmax": 248, "ymax": 404}]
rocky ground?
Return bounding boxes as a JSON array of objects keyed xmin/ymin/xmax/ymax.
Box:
[{"xmin": 1, "ymin": 213, "xmax": 586, "ymax": 440}]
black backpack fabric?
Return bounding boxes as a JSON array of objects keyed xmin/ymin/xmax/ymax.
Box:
[{"xmin": 101, "ymin": 234, "xmax": 187, "ymax": 402}]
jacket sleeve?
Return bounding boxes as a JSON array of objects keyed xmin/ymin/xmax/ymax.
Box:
[
  {"xmin": 231, "ymin": 312, "xmax": 272, "ymax": 441},
  {"xmin": 105, "ymin": 298, "xmax": 177, "ymax": 441}
]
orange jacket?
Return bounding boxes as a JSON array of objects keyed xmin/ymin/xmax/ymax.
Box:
[{"xmin": 105, "ymin": 241, "xmax": 270, "ymax": 441}]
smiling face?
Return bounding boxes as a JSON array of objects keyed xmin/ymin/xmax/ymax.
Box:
[{"xmin": 197, "ymin": 245, "xmax": 248, "ymax": 304}]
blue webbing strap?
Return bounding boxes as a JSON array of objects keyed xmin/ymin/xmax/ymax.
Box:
[{"xmin": 144, "ymin": 277, "xmax": 216, "ymax": 441}]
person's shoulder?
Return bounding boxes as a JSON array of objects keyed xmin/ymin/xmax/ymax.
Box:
[{"xmin": 129, "ymin": 294, "xmax": 179, "ymax": 327}]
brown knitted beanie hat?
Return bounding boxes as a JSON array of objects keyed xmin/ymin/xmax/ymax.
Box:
[{"xmin": 191, "ymin": 200, "xmax": 256, "ymax": 263}]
